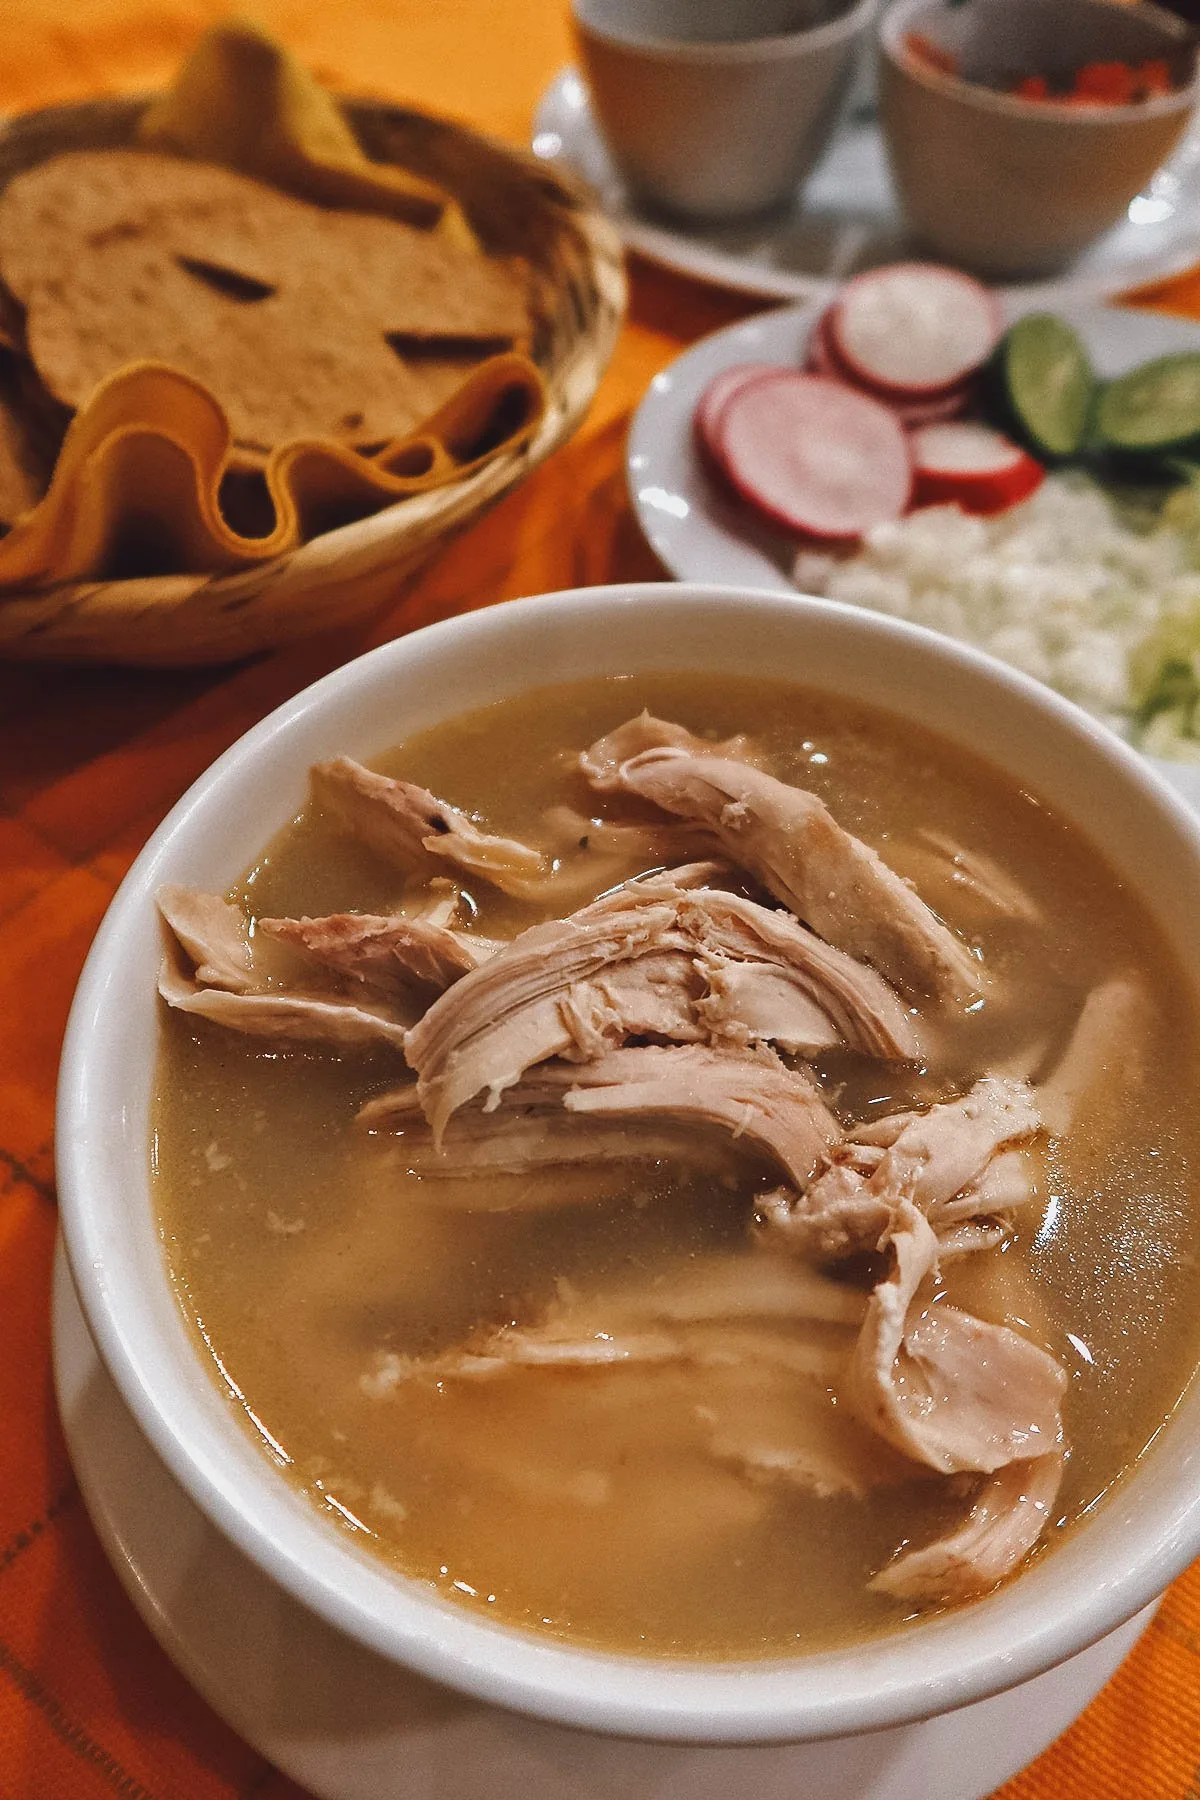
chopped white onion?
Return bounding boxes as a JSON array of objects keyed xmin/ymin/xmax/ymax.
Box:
[{"xmin": 792, "ymin": 476, "xmax": 1188, "ymax": 735}]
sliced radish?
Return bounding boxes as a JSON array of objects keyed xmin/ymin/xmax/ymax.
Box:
[
  {"xmin": 714, "ymin": 373, "xmax": 912, "ymax": 541},
  {"xmin": 830, "ymin": 265, "xmax": 1001, "ymax": 400},
  {"xmin": 804, "ymin": 312, "xmax": 838, "ymax": 378},
  {"xmin": 911, "ymin": 421, "xmax": 1045, "ymax": 515},
  {"xmin": 808, "ymin": 310, "xmax": 972, "ymax": 425},
  {"xmin": 890, "ymin": 384, "xmax": 973, "ymax": 429},
  {"xmin": 695, "ymin": 362, "xmax": 782, "ymax": 462}
]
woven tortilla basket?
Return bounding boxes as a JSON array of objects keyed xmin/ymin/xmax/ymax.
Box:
[{"xmin": 0, "ymin": 95, "xmax": 626, "ymax": 666}]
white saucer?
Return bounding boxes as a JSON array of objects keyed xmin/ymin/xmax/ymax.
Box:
[
  {"xmin": 532, "ymin": 68, "xmax": 1200, "ymax": 307},
  {"xmin": 52, "ymin": 1238, "xmax": 1154, "ymax": 1800}
]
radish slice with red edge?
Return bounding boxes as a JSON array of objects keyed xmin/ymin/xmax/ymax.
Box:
[
  {"xmin": 804, "ymin": 314, "xmax": 838, "ymax": 378},
  {"xmin": 808, "ymin": 309, "xmax": 971, "ymax": 424},
  {"xmin": 715, "ymin": 372, "xmax": 912, "ymax": 541},
  {"xmin": 891, "ymin": 385, "xmax": 972, "ymax": 429},
  {"xmin": 911, "ymin": 422, "xmax": 1045, "ymax": 516},
  {"xmin": 695, "ymin": 362, "xmax": 782, "ymax": 461},
  {"xmin": 831, "ymin": 265, "xmax": 1001, "ymax": 400}
]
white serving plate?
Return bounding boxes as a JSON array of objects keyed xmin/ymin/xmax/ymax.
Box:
[
  {"xmin": 627, "ymin": 297, "xmax": 1200, "ymax": 810},
  {"xmin": 52, "ymin": 1239, "xmax": 1156, "ymax": 1800},
  {"xmin": 533, "ymin": 68, "xmax": 1200, "ymax": 307}
]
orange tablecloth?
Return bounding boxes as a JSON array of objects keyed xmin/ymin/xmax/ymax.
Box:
[{"xmin": 3, "ymin": 4, "xmax": 1200, "ymax": 1795}]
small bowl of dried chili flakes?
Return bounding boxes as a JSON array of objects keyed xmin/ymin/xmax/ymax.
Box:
[{"xmin": 879, "ymin": 0, "xmax": 1198, "ymax": 278}]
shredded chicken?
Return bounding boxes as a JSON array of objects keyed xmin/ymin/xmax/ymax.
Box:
[
  {"xmin": 580, "ymin": 718, "xmax": 982, "ymax": 1003},
  {"xmin": 358, "ymin": 1071, "xmax": 737, "ymax": 1189},
  {"xmin": 1038, "ymin": 974, "xmax": 1151, "ymax": 1138},
  {"xmin": 376, "ymin": 1251, "xmax": 929, "ymax": 1503},
  {"xmin": 389, "ymin": 1251, "xmax": 857, "ymax": 1375},
  {"xmin": 704, "ymin": 1365, "xmax": 928, "ymax": 1501},
  {"xmin": 484, "ymin": 1253, "xmax": 855, "ymax": 1346},
  {"xmin": 941, "ymin": 1144, "xmax": 1044, "ymax": 1225},
  {"xmin": 579, "ymin": 712, "xmax": 752, "ymax": 791},
  {"xmin": 362, "ymin": 1345, "xmax": 775, "ymax": 1548},
  {"xmin": 543, "ymin": 806, "xmax": 724, "ymax": 882},
  {"xmin": 561, "ymin": 1045, "xmax": 841, "ymax": 1193},
  {"xmin": 376, "ymin": 1041, "xmax": 839, "ymax": 1186},
  {"xmin": 870, "ymin": 1454, "xmax": 1064, "ymax": 1603},
  {"xmin": 698, "ymin": 962, "xmax": 843, "ymax": 1056},
  {"xmin": 404, "ymin": 902, "xmax": 698, "ymax": 1137},
  {"xmin": 935, "ymin": 1220, "xmax": 1011, "ymax": 1262},
  {"xmin": 847, "ymin": 1202, "xmax": 1066, "ymax": 1475},
  {"xmin": 579, "ymin": 879, "xmax": 920, "ymax": 1060},
  {"xmin": 168, "ymin": 714, "xmax": 1106, "ymax": 1612},
  {"xmin": 405, "ymin": 881, "xmax": 920, "ymax": 1140},
  {"xmin": 887, "ymin": 828, "xmax": 1043, "ymax": 927},
  {"xmin": 762, "ymin": 1076, "xmax": 1042, "ymax": 1259},
  {"xmin": 310, "ymin": 756, "xmax": 550, "ymax": 897},
  {"xmin": 157, "ymin": 888, "xmax": 410, "ymax": 1052},
  {"xmin": 408, "ymin": 878, "xmax": 465, "ymax": 930},
  {"xmin": 158, "ymin": 885, "xmax": 252, "ymax": 989},
  {"xmin": 680, "ymin": 887, "xmax": 921, "ymax": 1061},
  {"xmin": 257, "ymin": 911, "xmax": 498, "ymax": 1005}
]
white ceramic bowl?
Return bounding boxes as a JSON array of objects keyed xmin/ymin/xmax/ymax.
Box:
[
  {"xmin": 879, "ymin": 0, "xmax": 1198, "ymax": 277},
  {"xmin": 56, "ymin": 583, "xmax": 1200, "ymax": 1745}
]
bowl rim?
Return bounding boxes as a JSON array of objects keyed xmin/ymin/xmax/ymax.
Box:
[
  {"xmin": 879, "ymin": 0, "xmax": 1198, "ymax": 123},
  {"xmin": 55, "ymin": 581, "xmax": 1200, "ymax": 1744},
  {"xmin": 571, "ymin": 0, "xmax": 877, "ymax": 65}
]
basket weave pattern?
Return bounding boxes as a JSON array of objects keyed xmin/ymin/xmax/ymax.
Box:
[{"xmin": 0, "ymin": 95, "xmax": 626, "ymax": 665}]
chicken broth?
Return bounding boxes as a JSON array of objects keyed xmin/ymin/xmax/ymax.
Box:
[{"xmin": 152, "ymin": 672, "xmax": 1200, "ymax": 1657}]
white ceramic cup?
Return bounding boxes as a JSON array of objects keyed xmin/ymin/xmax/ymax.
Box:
[
  {"xmin": 571, "ymin": 0, "xmax": 877, "ymax": 220},
  {"xmin": 878, "ymin": 0, "xmax": 1197, "ymax": 277},
  {"xmin": 57, "ymin": 584, "xmax": 1200, "ymax": 1746}
]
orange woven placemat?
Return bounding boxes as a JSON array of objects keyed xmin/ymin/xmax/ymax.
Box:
[{"xmin": 2, "ymin": 4, "xmax": 1200, "ymax": 1796}]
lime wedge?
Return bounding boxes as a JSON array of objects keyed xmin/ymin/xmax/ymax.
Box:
[
  {"xmin": 1001, "ymin": 314, "xmax": 1094, "ymax": 460},
  {"xmin": 1096, "ymin": 353, "xmax": 1200, "ymax": 456}
]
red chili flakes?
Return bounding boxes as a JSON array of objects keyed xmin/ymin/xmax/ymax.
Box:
[
  {"xmin": 1009, "ymin": 57, "xmax": 1181, "ymax": 105},
  {"xmin": 1138, "ymin": 59, "xmax": 1175, "ymax": 96},
  {"xmin": 901, "ymin": 29, "xmax": 1182, "ymax": 105},
  {"xmin": 903, "ymin": 31, "xmax": 960, "ymax": 79}
]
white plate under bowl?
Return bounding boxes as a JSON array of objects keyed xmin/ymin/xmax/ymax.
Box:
[
  {"xmin": 626, "ymin": 296, "xmax": 1200, "ymax": 814},
  {"xmin": 533, "ymin": 68, "xmax": 1200, "ymax": 307},
  {"xmin": 52, "ymin": 1238, "xmax": 1155, "ymax": 1800}
]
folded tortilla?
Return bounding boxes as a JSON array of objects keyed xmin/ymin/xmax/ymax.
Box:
[{"xmin": 0, "ymin": 353, "xmax": 546, "ymax": 589}]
